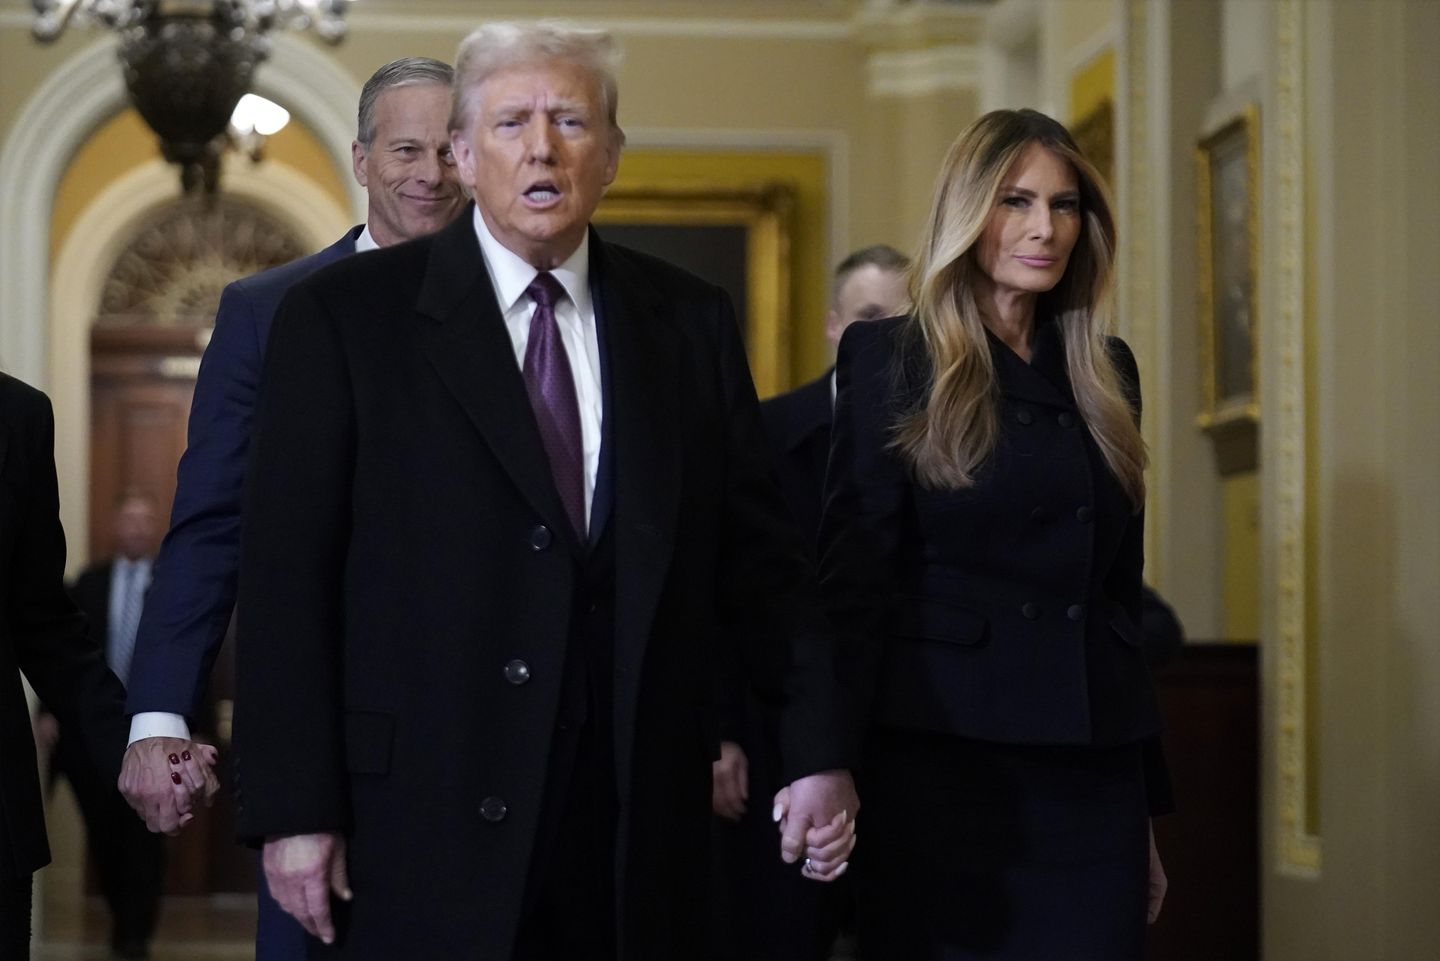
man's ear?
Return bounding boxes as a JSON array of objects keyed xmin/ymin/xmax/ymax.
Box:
[
  {"xmin": 824, "ymin": 309, "xmax": 844, "ymax": 346},
  {"xmin": 351, "ymin": 140, "xmax": 368, "ymax": 187},
  {"xmin": 451, "ymin": 131, "xmax": 476, "ymax": 185}
]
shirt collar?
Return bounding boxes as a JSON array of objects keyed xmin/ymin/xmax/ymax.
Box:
[
  {"xmin": 355, "ymin": 224, "xmax": 379, "ymax": 254},
  {"xmin": 471, "ymin": 205, "xmax": 591, "ymax": 318}
]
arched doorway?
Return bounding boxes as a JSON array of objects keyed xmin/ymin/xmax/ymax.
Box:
[{"xmin": 89, "ymin": 195, "xmax": 305, "ymax": 897}]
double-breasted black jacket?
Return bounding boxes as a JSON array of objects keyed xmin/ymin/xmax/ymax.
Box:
[
  {"xmin": 234, "ymin": 209, "xmax": 847, "ymax": 960},
  {"xmin": 820, "ymin": 316, "xmax": 1168, "ymax": 807},
  {"xmin": 0, "ymin": 374, "xmax": 127, "ymax": 881}
]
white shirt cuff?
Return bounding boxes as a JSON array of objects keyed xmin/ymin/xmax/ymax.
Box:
[{"xmin": 128, "ymin": 712, "xmax": 192, "ymax": 746}]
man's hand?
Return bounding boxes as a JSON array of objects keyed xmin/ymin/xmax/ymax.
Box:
[
  {"xmin": 773, "ymin": 769, "xmax": 859, "ymax": 882},
  {"xmin": 32, "ymin": 711, "xmax": 59, "ymax": 753},
  {"xmin": 264, "ymin": 832, "xmax": 352, "ymax": 945},
  {"xmin": 712, "ymin": 740, "xmax": 750, "ymax": 822},
  {"xmin": 118, "ymin": 736, "xmax": 221, "ymax": 835},
  {"xmin": 1147, "ymin": 821, "xmax": 1167, "ymax": 924}
]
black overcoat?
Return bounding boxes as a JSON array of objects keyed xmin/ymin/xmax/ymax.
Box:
[
  {"xmin": 234, "ymin": 209, "xmax": 848, "ymax": 960},
  {"xmin": 0, "ymin": 374, "xmax": 127, "ymax": 880}
]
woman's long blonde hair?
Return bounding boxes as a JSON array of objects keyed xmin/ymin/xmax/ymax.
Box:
[{"xmin": 891, "ymin": 109, "xmax": 1147, "ymax": 508}]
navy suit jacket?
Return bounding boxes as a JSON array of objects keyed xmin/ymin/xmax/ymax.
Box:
[
  {"xmin": 125, "ymin": 228, "xmax": 362, "ymax": 720},
  {"xmin": 759, "ymin": 371, "xmax": 834, "ymax": 553}
]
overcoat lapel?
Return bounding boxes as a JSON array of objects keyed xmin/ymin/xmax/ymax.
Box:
[
  {"xmin": 592, "ymin": 237, "xmax": 682, "ymax": 798},
  {"xmin": 416, "ymin": 211, "xmax": 585, "ymax": 557}
]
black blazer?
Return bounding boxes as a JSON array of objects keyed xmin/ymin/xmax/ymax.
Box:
[
  {"xmin": 820, "ymin": 317, "xmax": 1163, "ymax": 771},
  {"xmin": 234, "ymin": 209, "xmax": 846, "ymax": 960},
  {"xmin": 0, "ymin": 374, "xmax": 127, "ymax": 879},
  {"xmin": 760, "ymin": 371, "xmax": 834, "ymax": 548}
]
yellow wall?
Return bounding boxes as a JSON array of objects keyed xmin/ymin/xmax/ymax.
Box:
[{"xmin": 50, "ymin": 107, "xmax": 350, "ymax": 264}]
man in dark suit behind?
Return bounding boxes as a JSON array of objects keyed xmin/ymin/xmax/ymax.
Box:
[
  {"xmin": 236, "ymin": 21, "xmax": 858, "ymax": 961},
  {"xmin": 46, "ymin": 491, "xmax": 165, "ymax": 958},
  {"xmin": 115, "ymin": 57, "xmax": 465, "ymax": 960},
  {"xmin": 0, "ymin": 373, "xmax": 131, "ymax": 957},
  {"xmin": 710, "ymin": 246, "xmax": 910, "ymax": 961}
]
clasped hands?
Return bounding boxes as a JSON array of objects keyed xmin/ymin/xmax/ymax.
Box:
[
  {"xmin": 713, "ymin": 741, "xmax": 858, "ymax": 882},
  {"xmin": 118, "ymin": 736, "xmax": 222, "ymax": 835}
]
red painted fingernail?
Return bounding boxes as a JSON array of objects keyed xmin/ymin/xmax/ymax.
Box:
[
  {"xmin": 168, "ymin": 753, "xmax": 180, "ymax": 765},
  {"xmin": 171, "ymin": 772, "xmax": 183, "ymax": 784},
  {"xmin": 182, "ymin": 750, "xmax": 192, "ymax": 762}
]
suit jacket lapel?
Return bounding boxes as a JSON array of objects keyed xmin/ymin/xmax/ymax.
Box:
[
  {"xmin": 592, "ymin": 236, "xmax": 682, "ymax": 793},
  {"xmin": 416, "ymin": 210, "xmax": 584, "ymax": 556}
]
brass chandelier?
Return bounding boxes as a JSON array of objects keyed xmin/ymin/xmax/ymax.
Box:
[{"xmin": 32, "ymin": 0, "xmax": 352, "ymax": 194}]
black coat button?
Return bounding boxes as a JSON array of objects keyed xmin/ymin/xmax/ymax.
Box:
[
  {"xmin": 479, "ymin": 796, "xmax": 508, "ymax": 822},
  {"xmin": 1030, "ymin": 506, "xmax": 1049, "ymax": 523},
  {"xmin": 1016, "ymin": 408, "xmax": 1035, "ymax": 426},
  {"xmin": 529, "ymin": 525, "xmax": 552, "ymax": 550},
  {"xmin": 1067, "ymin": 604, "xmax": 1085, "ymax": 621},
  {"xmin": 503, "ymin": 659, "xmax": 531, "ymax": 685},
  {"xmin": 1021, "ymin": 602, "xmax": 1040, "ymax": 620},
  {"xmin": 1076, "ymin": 506, "xmax": 1095, "ymax": 523},
  {"xmin": 1058, "ymin": 411, "xmax": 1076, "ymax": 428}
]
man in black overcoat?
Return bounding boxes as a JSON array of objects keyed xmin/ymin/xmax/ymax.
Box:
[
  {"xmin": 235, "ymin": 20, "xmax": 858, "ymax": 961},
  {"xmin": 0, "ymin": 373, "xmax": 129, "ymax": 956}
]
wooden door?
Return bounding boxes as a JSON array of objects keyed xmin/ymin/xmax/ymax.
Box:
[{"xmin": 85, "ymin": 195, "xmax": 307, "ymax": 896}]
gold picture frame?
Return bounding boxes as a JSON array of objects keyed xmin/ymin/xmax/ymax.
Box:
[
  {"xmin": 595, "ymin": 183, "xmax": 794, "ymax": 398},
  {"xmin": 1196, "ymin": 104, "xmax": 1261, "ymax": 435}
]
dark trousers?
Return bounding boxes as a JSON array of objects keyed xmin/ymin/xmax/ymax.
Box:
[
  {"xmin": 513, "ymin": 718, "xmax": 618, "ymax": 961},
  {"xmin": 708, "ymin": 698, "xmax": 846, "ymax": 961},
  {"xmin": 0, "ymin": 871, "xmax": 32, "ymax": 961},
  {"xmin": 52, "ymin": 735, "xmax": 163, "ymax": 952},
  {"xmin": 856, "ymin": 731, "xmax": 1149, "ymax": 961}
]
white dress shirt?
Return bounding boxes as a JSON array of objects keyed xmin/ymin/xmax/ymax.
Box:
[
  {"xmin": 472, "ymin": 206, "xmax": 604, "ymax": 529},
  {"xmin": 355, "ymin": 224, "xmax": 379, "ymax": 254}
]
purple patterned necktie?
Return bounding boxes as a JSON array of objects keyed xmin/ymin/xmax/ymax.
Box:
[{"xmin": 522, "ymin": 272, "xmax": 586, "ymax": 539}]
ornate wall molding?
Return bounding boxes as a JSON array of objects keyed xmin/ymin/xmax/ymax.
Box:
[
  {"xmin": 47, "ymin": 158, "xmax": 347, "ymax": 569},
  {"xmin": 1269, "ymin": 0, "xmax": 1322, "ymax": 877},
  {"xmin": 1118, "ymin": 0, "xmax": 1164, "ymax": 564}
]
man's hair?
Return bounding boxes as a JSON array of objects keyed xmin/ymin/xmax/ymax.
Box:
[
  {"xmin": 449, "ymin": 20, "xmax": 625, "ymax": 147},
  {"xmin": 356, "ymin": 57, "xmax": 455, "ymax": 145},
  {"xmin": 832, "ymin": 244, "xmax": 911, "ymax": 304}
]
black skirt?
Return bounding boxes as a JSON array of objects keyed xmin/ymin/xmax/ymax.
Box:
[{"xmin": 855, "ymin": 730, "xmax": 1150, "ymax": 961}]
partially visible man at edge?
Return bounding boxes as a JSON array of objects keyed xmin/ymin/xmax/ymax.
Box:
[
  {"xmin": 116, "ymin": 57, "xmax": 465, "ymax": 959},
  {"xmin": 235, "ymin": 20, "xmax": 859, "ymax": 961}
]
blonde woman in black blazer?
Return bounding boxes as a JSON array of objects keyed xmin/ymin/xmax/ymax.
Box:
[{"xmin": 821, "ymin": 109, "xmax": 1169, "ymax": 960}]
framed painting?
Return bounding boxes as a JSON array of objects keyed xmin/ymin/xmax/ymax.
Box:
[
  {"xmin": 594, "ymin": 182, "xmax": 794, "ymax": 398},
  {"xmin": 1196, "ymin": 104, "xmax": 1261, "ymax": 433}
]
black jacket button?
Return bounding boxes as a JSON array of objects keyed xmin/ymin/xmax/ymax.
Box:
[
  {"xmin": 1021, "ymin": 602, "xmax": 1040, "ymax": 620},
  {"xmin": 480, "ymin": 796, "xmax": 508, "ymax": 822},
  {"xmin": 1067, "ymin": 604, "xmax": 1085, "ymax": 621},
  {"xmin": 1076, "ymin": 506, "xmax": 1095, "ymax": 523},
  {"xmin": 1030, "ymin": 506, "xmax": 1049, "ymax": 523},
  {"xmin": 529, "ymin": 525, "xmax": 552, "ymax": 550},
  {"xmin": 1016, "ymin": 408, "xmax": 1035, "ymax": 426},
  {"xmin": 1058, "ymin": 411, "xmax": 1076, "ymax": 428},
  {"xmin": 503, "ymin": 659, "xmax": 531, "ymax": 685}
]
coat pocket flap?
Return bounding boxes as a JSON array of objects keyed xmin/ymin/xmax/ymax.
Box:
[
  {"xmin": 890, "ymin": 597, "xmax": 988, "ymax": 646},
  {"xmin": 344, "ymin": 710, "xmax": 395, "ymax": 775}
]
